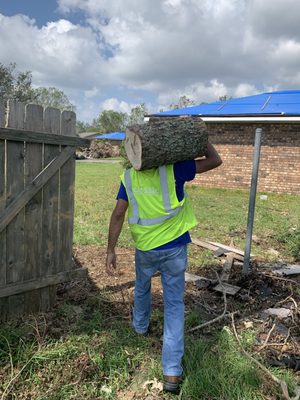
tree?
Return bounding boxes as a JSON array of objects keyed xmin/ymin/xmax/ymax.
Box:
[
  {"xmin": 128, "ymin": 103, "xmax": 148, "ymax": 126},
  {"xmin": 0, "ymin": 62, "xmax": 35, "ymax": 102},
  {"xmin": 76, "ymin": 120, "xmax": 93, "ymax": 134},
  {"xmin": 93, "ymin": 110, "xmax": 127, "ymax": 133},
  {"xmin": 218, "ymin": 95, "xmax": 232, "ymax": 101},
  {"xmin": 169, "ymin": 95, "xmax": 195, "ymax": 110},
  {"xmin": 33, "ymin": 87, "xmax": 75, "ymax": 111}
]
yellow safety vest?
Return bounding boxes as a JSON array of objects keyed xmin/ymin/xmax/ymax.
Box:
[{"xmin": 121, "ymin": 165, "xmax": 197, "ymax": 251}]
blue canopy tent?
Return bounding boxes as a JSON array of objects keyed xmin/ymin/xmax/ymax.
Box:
[
  {"xmin": 151, "ymin": 90, "xmax": 300, "ymax": 273},
  {"xmin": 94, "ymin": 132, "xmax": 125, "ymax": 140}
]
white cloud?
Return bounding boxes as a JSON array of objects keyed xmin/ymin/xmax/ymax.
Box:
[
  {"xmin": 84, "ymin": 87, "xmax": 99, "ymax": 98},
  {"xmin": 100, "ymin": 98, "xmax": 135, "ymax": 113},
  {"xmin": 1, "ymin": 0, "xmax": 300, "ymax": 121},
  {"xmin": 249, "ymin": 0, "xmax": 300, "ymax": 40},
  {"xmin": 0, "ymin": 13, "xmax": 113, "ymax": 90},
  {"xmin": 233, "ymin": 84, "xmax": 258, "ymax": 98},
  {"xmin": 158, "ymin": 80, "xmax": 229, "ymax": 110},
  {"xmin": 57, "ymin": 0, "xmax": 300, "ymax": 93}
]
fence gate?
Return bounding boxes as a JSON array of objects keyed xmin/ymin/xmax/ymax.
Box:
[{"xmin": 0, "ymin": 100, "xmax": 89, "ymax": 322}]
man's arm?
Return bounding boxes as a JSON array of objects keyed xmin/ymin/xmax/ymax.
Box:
[
  {"xmin": 106, "ymin": 199, "xmax": 128, "ymax": 275},
  {"xmin": 195, "ymin": 142, "xmax": 222, "ymax": 174}
]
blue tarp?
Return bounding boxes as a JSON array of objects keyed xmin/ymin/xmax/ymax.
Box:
[
  {"xmin": 95, "ymin": 132, "xmax": 126, "ymax": 140},
  {"xmin": 155, "ymin": 90, "xmax": 300, "ymax": 116}
]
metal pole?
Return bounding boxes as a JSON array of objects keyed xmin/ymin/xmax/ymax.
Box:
[{"xmin": 243, "ymin": 128, "xmax": 263, "ymax": 274}]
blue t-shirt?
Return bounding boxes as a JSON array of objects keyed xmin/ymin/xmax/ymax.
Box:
[{"xmin": 117, "ymin": 160, "xmax": 196, "ymax": 250}]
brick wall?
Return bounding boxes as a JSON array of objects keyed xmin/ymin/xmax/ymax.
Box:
[{"xmin": 194, "ymin": 123, "xmax": 300, "ymax": 194}]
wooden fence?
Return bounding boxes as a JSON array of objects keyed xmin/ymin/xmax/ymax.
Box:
[{"xmin": 0, "ymin": 100, "xmax": 89, "ymax": 322}]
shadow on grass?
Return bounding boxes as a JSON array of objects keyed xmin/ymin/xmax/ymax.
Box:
[{"xmin": 0, "ymin": 257, "xmax": 163, "ymax": 400}]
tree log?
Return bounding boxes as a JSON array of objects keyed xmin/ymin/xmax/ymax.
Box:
[{"xmin": 125, "ymin": 117, "xmax": 208, "ymax": 170}]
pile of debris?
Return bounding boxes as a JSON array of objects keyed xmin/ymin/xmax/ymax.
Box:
[
  {"xmin": 186, "ymin": 237, "xmax": 300, "ymax": 375},
  {"xmin": 77, "ymin": 140, "xmax": 121, "ymax": 159}
]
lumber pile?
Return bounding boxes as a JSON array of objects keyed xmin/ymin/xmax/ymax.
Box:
[
  {"xmin": 125, "ymin": 116, "xmax": 208, "ymax": 170},
  {"xmin": 188, "ymin": 237, "xmax": 253, "ymax": 295}
]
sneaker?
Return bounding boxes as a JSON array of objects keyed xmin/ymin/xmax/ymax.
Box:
[{"xmin": 134, "ymin": 328, "xmax": 149, "ymax": 337}]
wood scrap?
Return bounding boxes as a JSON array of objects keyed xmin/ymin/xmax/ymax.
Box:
[
  {"xmin": 189, "ymin": 270, "xmax": 228, "ymax": 332},
  {"xmin": 220, "ymin": 254, "xmax": 234, "ymax": 282},
  {"xmin": 191, "ymin": 238, "xmax": 218, "ymax": 252},
  {"xmin": 207, "ymin": 240, "xmax": 254, "ymax": 258},
  {"xmin": 272, "ymin": 265, "xmax": 300, "ymax": 276},
  {"xmin": 191, "ymin": 237, "xmax": 246, "ymax": 262},
  {"xmin": 184, "ymin": 272, "xmax": 212, "ymax": 288},
  {"xmin": 213, "ymin": 282, "xmax": 241, "ymax": 296},
  {"xmin": 263, "ymin": 308, "xmax": 292, "ymax": 319}
]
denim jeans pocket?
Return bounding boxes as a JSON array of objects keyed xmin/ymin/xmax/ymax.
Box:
[{"xmin": 160, "ymin": 245, "xmax": 187, "ymax": 276}]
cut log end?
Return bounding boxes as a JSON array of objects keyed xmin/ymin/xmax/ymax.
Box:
[{"xmin": 125, "ymin": 128, "xmax": 143, "ymax": 170}]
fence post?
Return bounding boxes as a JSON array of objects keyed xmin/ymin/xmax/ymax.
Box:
[
  {"xmin": 6, "ymin": 100, "xmax": 26, "ymax": 316},
  {"xmin": 59, "ymin": 111, "xmax": 76, "ymax": 272},
  {"xmin": 243, "ymin": 128, "xmax": 263, "ymax": 274},
  {"xmin": 41, "ymin": 107, "xmax": 62, "ymax": 309}
]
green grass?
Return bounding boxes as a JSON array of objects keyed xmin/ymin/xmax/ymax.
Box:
[
  {"xmin": 182, "ymin": 329, "xmax": 263, "ymax": 400},
  {"xmin": 1, "ymin": 161, "xmax": 299, "ymax": 399},
  {"xmin": 1, "ymin": 309, "xmax": 297, "ymax": 399},
  {"xmin": 74, "ymin": 162, "xmax": 300, "ymax": 261},
  {"xmin": 0, "ymin": 305, "xmax": 154, "ymax": 399},
  {"xmin": 74, "ymin": 161, "xmax": 133, "ymax": 247}
]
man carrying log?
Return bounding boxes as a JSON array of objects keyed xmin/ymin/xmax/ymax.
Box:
[{"xmin": 106, "ymin": 117, "xmax": 222, "ymax": 394}]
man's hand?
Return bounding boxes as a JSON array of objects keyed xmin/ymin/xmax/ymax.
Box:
[{"xmin": 106, "ymin": 250, "xmax": 117, "ymax": 275}]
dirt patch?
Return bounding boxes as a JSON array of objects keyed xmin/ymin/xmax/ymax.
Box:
[{"xmin": 71, "ymin": 245, "xmax": 300, "ymax": 364}]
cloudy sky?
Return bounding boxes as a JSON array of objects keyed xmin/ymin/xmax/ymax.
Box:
[{"xmin": 0, "ymin": 0, "xmax": 299, "ymax": 122}]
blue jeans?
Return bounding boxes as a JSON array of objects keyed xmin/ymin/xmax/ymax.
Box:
[{"xmin": 133, "ymin": 245, "xmax": 187, "ymax": 376}]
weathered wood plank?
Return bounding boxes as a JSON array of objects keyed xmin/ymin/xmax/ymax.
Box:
[
  {"xmin": 24, "ymin": 104, "xmax": 44, "ymax": 313},
  {"xmin": 0, "ymin": 100, "xmax": 6, "ymax": 285},
  {"xmin": 6, "ymin": 100, "xmax": 24, "ymax": 129},
  {"xmin": 192, "ymin": 237, "xmax": 245, "ymax": 262},
  {"xmin": 220, "ymin": 254, "xmax": 234, "ymax": 282},
  {"xmin": 213, "ymin": 282, "xmax": 241, "ymax": 295},
  {"xmin": 271, "ymin": 265, "xmax": 300, "ymax": 276},
  {"xmin": 0, "ymin": 267, "xmax": 87, "ymax": 298},
  {"xmin": 0, "ymin": 100, "xmax": 6, "ymax": 320},
  {"xmin": 6, "ymin": 100, "xmax": 26, "ymax": 318},
  {"xmin": 0, "ymin": 100, "xmax": 4, "ymax": 127},
  {"xmin": 59, "ymin": 112, "xmax": 76, "ymax": 272},
  {"xmin": 41, "ymin": 107, "xmax": 61, "ymax": 310},
  {"xmin": 192, "ymin": 238, "xmax": 219, "ymax": 252},
  {"xmin": 0, "ymin": 146, "xmax": 75, "ymax": 233},
  {"xmin": 44, "ymin": 107, "xmax": 61, "ymax": 135},
  {"xmin": 0, "ymin": 138, "xmax": 5, "ymax": 286},
  {"xmin": 0, "ymin": 127, "xmax": 89, "ymax": 147},
  {"xmin": 208, "ymin": 240, "xmax": 254, "ymax": 257},
  {"xmin": 184, "ymin": 272, "xmax": 213, "ymax": 287},
  {"xmin": 61, "ymin": 111, "xmax": 76, "ymax": 137}
]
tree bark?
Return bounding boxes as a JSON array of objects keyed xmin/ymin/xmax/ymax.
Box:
[{"xmin": 125, "ymin": 117, "xmax": 208, "ymax": 170}]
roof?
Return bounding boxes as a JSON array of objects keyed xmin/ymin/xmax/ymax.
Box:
[
  {"xmin": 155, "ymin": 90, "xmax": 300, "ymax": 117},
  {"xmin": 94, "ymin": 132, "xmax": 125, "ymax": 140}
]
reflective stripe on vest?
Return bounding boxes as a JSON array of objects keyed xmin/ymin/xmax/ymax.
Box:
[{"xmin": 125, "ymin": 166, "xmax": 184, "ymax": 226}]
